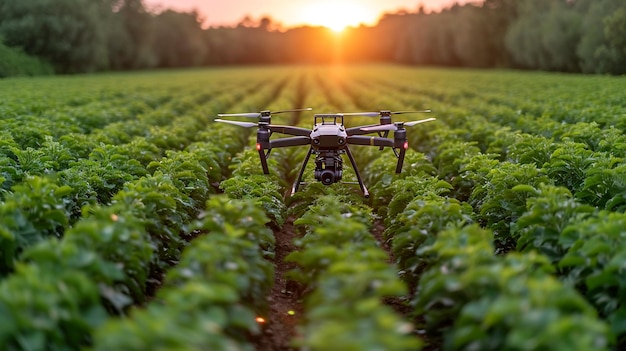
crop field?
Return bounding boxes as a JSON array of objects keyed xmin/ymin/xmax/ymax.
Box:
[{"xmin": 1, "ymin": 64, "xmax": 626, "ymax": 350}]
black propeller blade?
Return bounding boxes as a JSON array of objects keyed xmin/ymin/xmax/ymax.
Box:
[
  {"xmin": 360, "ymin": 118, "xmax": 436, "ymax": 132},
  {"xmin": 214, "ymin": 119, "xmax": 258, "ymax": 128}
]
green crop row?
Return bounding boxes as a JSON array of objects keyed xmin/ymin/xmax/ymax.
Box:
[
  {"xmin": 0, "ymin": 127, "xmax": 230, "ymax": 274},
  {"xmin": 0, "ymin": 70, "xmax": 286, "ymax": 195},
  {"xmin": 377, "ymin": 162, "xmax": 611, "ymax": 350},
  {"xmin": 89, "ymin": 140, "xmax": 291, "ymax": 350},
  {"xmin": 416, "ymin": 225, "xmax": 609, "ymax": 351},
  {"xmin": 415, "ymin": 109, "xmax": 626, "ymax": 346},
  {"xmin": 91, "ymin": 197, "xmax": 276, "ymax": 351},
  {"xmin": 0, "ymin": 72, "xmax": 286, "ymax": 347},
  {"xmin": 0, "ymin": 135, "xmax": 237, "ymax": 349},
  {"xmin": 0, "ymin": 67, "xmax": 292, "ymax": 277},
  {"xmin": 286, "ymin": 191, "xmax": 421, "ymax": 350}
]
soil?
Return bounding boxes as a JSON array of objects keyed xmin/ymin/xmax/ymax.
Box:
[
  {"xmin": 370, "ymin": 218, "xmax": 393, "ymax": 262},
  {"xmin": 252, "ymin": 217, "xmax": 304, "ymax": 351},
  {"xmin": 371, "ymin": 218, "xmax": 413, "ymax": 314}
]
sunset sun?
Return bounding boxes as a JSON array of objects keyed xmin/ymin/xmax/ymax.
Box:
[{"xmin": 301, "ymin": 1, "xmax": 374, "ymax": 32}]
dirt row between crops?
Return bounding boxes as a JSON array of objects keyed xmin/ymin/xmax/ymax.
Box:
[
  {"xmin": 252, "ymin": 210, "xmax": 439, "ymax": 350},
  {"xmin": 252, "ymin": 216, "xmax": 303, "ymax": 351},
  {"xmin": 371, "ymin": 218, "xmax": 440, "ymax": 351}
]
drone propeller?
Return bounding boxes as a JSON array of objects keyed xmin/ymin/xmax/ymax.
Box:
[
  {"xmin": 217, "ymin": 108, "xmax": 312, "ymax": 118},
  {"xmin": 340, "ymin": 110, "xmax": 432, "ymax": 117},
  {"xmin": 360, "ymin": 117, "xmax": 437, "ymax": 132},
  {"xmin": 273, "ymin": 108, "xmax": 313, "ymax": 114},
  {"xmin": 341, "ymin": 112, "xmax": 381, "ymax": 117},
  {"xmin": 214, "ymin": 119, "xmax": 258, "ymax": 128},
  {"xmin": 217, "ymin": 112, "xmax": 263, "ymax": 118},
  {"xmin": 391, "ymin": 110, "xmax": 432, "ymax": 115}
]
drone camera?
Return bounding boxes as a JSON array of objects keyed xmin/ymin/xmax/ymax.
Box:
[
  {"xmin": 315, "ymin": 168, "xmax": 343, "ymax": 185},
  {"xmin": 315, "ymin": 153, "xmax": 343, "ymax": 186},
  {"xmin": 319, "ymin": 170, "xmax": 335, "ymax": 185}
]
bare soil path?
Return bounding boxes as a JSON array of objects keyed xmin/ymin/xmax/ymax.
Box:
[{"xmin": 252, "ymin": 217, "xmax": 303, "ymax": 351}]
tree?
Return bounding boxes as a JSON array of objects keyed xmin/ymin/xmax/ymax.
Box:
[
  {"xmin": 152, "ymin": 10, "xmax": 207, "ymax": 67},
  {"xmin": 0, "ymin": 37, "xmax": 54, "ymax": 77},
  {"xmin": 0, "ymin": 0, "xmax": 110, "ymax": 73},
  {"xmin": 107, "ymin": 0, "xmax": 157, "ymax": 70},
  {"xmin": 577, "ymin": 0, "xmax": 626, "ymax": 74},
  {"xmin": 506, "ymin": 0, "xmax": 582, "ymax": 72}
]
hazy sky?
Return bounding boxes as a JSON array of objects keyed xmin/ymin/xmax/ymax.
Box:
[{"xmin": 143, "ymin": 0, "xmax": 475, "ymax": 29}]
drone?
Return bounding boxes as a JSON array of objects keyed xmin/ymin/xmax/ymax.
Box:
[{"xmin": 215, "ymin": 108, "xmax": 435, "ymax": 197}]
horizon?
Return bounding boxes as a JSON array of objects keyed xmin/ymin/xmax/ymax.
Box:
[{"xmin": 142, "ymin": 0, "xmax": 479, "ymax": 30}]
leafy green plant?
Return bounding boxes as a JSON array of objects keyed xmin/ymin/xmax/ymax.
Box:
[
  {"xmin": 391, "ymin": 197, "xmax": 474, "ymax": 285},
  {"xmin": 148, "ymin": 149, "xmax": 218, "ymax": 215},
  {"xmin": 433, "ymin": 140, "xmax": 481, "ymax": 182},
  {"xmin": 513, "ymin": 184, "xmax": 595, "ymax": 263},
  {"xmin": 384, "ymin": 176, "xmax": 453, "ymax": 233},
  {"xmin": 221, "ymin": 174, "xmax": 286, "ymax": 227},
  {"xmin": 92, "ymin": 197, "xmax": 274, "ymax": 351},
  {"xmin": 20, "ymin": 239, "xmax": 128, "ymax": 313},
  {"xmin": 187, "ymin": 196, "xmax": 275, "ymax": 307},
  {"xmin": 111, "ymin": 173, "xmax": 189, "ymax": 266},
  {"xmin": 65, "ymin": 205, "xmax": 152, "ymax": 308},
  {"xmin": 559, "ymin": 212, "xmax": 626, "ymax": 341},
  {"xmin": 0, "ymin": 176, "xmax": 72, "ymax": 273},
  {"xmin": 0, "ymin": 265, "xmax": 107, "ymax": 350},
  {"xmin": 414, "ymin": 225, "xmax": 609, "ymax": 351},
  {"xmin": 469, "ymin": 162, "xmax": 552, "ymax": 252},
  {"xmin": 287, "ymin": 194, "xmax": 421, "ymax": 350},
  {"xmin": 366, "ymin": 150, "xmax": 437, "ymax": 209},
  {"xmin": 542, "ymin": 141, "xmax": 596, "ymax": 193},
  {"xmin": 93, "ymin": 283, "xmax": 255, "ymax": 351},
  {"xmin": 449, "ymin": 267, "xmax": 609, "ymax": 351},
  {"xmin": 505, "ymin": 133, "xmax": 556, "ymax": 167},
  {"xmin": 578, "ymin": 163, "xmax": 626, "ymax": 211}
]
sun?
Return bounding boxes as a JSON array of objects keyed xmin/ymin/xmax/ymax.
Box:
[{"xmin": 301, "ymin": 1, "xmax": 374, "ymax": 32}]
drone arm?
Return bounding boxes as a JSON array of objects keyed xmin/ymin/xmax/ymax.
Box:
[
  {"xmin": 269, "ymin": 125, "xmax": 311, "ymax": 137},
  {"xmin": 347, "ymin": 136, "xmax": 394, "ymax": 148},
  {"xmin": 269, "ymin": 136, "xmax": 311, "ymax": 148}
]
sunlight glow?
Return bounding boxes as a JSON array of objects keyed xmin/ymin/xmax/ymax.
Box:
[{"xmin": 300, "ymin": 1, "xmax": 375, "ymax": 32}]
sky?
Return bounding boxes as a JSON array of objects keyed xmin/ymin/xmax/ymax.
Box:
[{"xmin": 143, "ymin": 0, "xmax": 476, "ymax": 30}]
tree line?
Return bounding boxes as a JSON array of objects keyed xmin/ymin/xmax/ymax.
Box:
[{"xmin": 0, "ymin": 0, "xmax": 625, "ymax": 76}]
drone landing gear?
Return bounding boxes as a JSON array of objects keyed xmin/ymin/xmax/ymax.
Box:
[
  {"xmin": 291, "ymin": 147, "xmax": 313, "ymax": 196},
  {"xmin": 290, "ymin": 146, "xmax": 369, "ymax": 198},
  {"xmin": 345, "ymin": 146, "xmax": 369, "ymax": 198}
]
